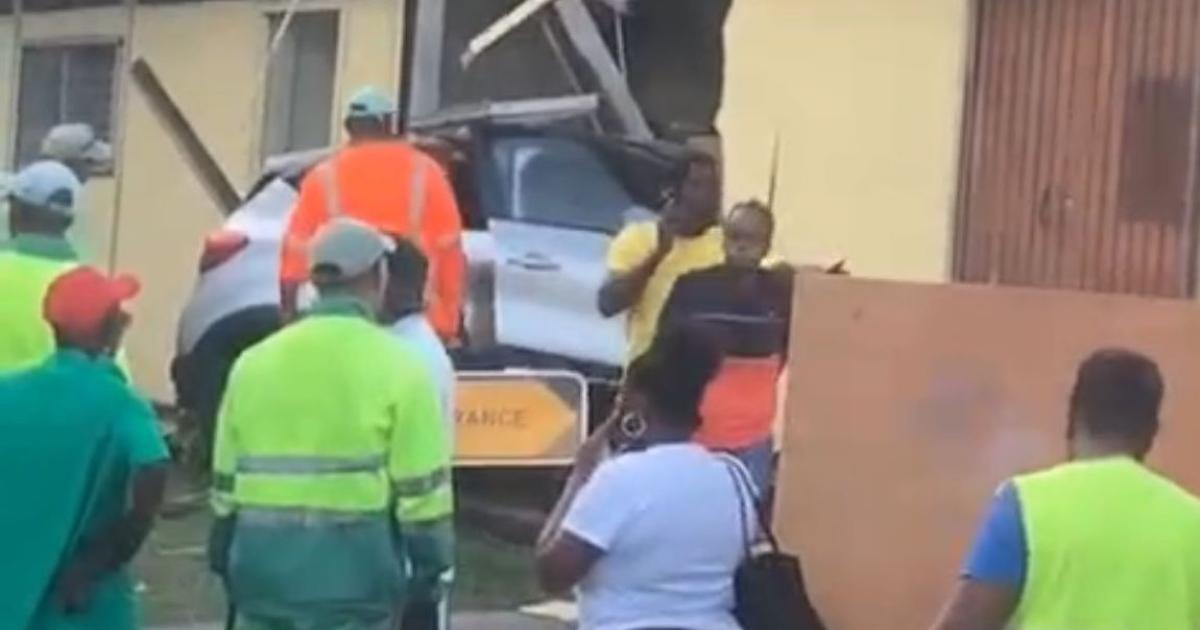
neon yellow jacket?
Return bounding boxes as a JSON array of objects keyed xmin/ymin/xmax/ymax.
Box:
[
  {"xmin": 211, "ymin": 295, "xmax": 453, "ymax": 618},
  {"xmin": 1012, "ymin": 457, "xmax": 1200, "ymax": 629},
  {"xmin": 0, "ymin": 235, "xmax": 77, "ymax": 373}
]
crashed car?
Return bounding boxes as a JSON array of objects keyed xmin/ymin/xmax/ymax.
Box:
[{"xmin": 172, "ymin": 100, "xmax": 687, "ymax": 436}]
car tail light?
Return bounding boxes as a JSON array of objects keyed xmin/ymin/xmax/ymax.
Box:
[{"xmin": 199, "ymin": 230, "xmax": 250, "ymax": 273}]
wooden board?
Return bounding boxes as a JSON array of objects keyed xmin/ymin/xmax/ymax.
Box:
[{"xmin": 777, "ymin": 274, "xmax": 1200, "ymax": 629}]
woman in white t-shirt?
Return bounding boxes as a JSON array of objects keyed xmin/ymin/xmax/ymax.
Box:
[{"xmin": 536, "ymin": 325, "xmax": 756, "ymax": 630}]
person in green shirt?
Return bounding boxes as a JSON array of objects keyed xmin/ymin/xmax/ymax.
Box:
[
  {"xmin": 0, "ymin": 160, "xmax": 83, "ymax": 373},
  {"xmin": 0, "ymin": 265, "xmax": 169, "ymax": 629},
  {"xmin": 211, "ymin": 218, "xmax": 453, "ymax": 630}
]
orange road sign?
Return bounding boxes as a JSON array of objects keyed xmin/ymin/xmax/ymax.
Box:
[{"xmin": 454, "ymin": 370, "xmax": 587, "ymax": 466}]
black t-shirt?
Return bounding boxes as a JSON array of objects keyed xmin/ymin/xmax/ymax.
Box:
[{"xmin": 659, "ymin": 264, "xmax": 793, "ymax": 359}]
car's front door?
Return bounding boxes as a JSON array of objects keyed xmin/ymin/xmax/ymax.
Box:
[{"xmin": 489, "ymin": 136, "xmax": 650, "ymax": 366}]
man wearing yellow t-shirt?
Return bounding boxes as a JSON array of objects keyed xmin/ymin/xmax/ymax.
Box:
[{"xmin": 598, "ymin": 153, "xmax": 723, "ymax": 363}]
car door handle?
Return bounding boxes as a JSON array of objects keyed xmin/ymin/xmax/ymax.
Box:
[{"xmin": 505, "ymin": 255, "xmax": 560, "ymax": 272}]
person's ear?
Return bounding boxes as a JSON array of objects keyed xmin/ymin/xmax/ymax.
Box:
[
  {"xmin": 1135, "ymin": 424, "xmax": 1159, "ymax": 460},
  {"xmin": 102, "ymin": 310, "xmax": 131, "ymax": 356},
  {"xmin": 363, "ymin": 260, "xmax": 390, "ymax": 320}
]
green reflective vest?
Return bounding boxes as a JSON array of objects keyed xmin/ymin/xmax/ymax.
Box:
[
  {"xmin": 0, "ymin": 236, "xmax": 77, "ymax": 373},
  {"xmin": 211, "ymin": 296, "xmax": 453, "ymax": 619},
  {"xmin": 1012, "ymin": 457, "xmax": 1200, "ymax": 630}
]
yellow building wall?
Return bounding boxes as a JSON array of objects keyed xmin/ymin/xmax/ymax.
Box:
[
  {"xmin": 114, "ymin": 2, "xmax": 264, "ymax": 400},
  {"xmin": 0, "ymin": 0, "xmax": 403, "ymax": 400},
  {"xmin": 335, "ymin": 0, "xmax": 402, "ymax": 136},
  {"xmin": 0, "ymin": 20, "xmax": 15, "ymax": 170},
  {"xmin": 117, "ymin": 0, "xmax": 403, "ymax": 400},
  {"xmin": 720, "ymin": 0, "xmax": 971, "ymax": 281}
]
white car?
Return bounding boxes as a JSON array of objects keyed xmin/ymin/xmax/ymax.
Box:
[{"xmin": 172, "ymin": 116, "xmax": 684, "ymax": 435}]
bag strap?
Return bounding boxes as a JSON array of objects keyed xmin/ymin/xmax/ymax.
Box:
[
  {"xmin": 720, "ymin": 455, "xmax": 784, "ymax": 554},
  {"xmin": 721, "ymin": 456, "xmax": 753, "ymax": 559}
]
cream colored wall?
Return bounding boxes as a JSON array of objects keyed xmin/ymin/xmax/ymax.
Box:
[
  {"xmin": 720, "ymin": 0, "xmax": 971, "ymax": 281},
  {"xmin": 0, "ymin": 0, "xmax": 404, "ymax": 400},
  {"xmin": 335, "ymin": 0, "xmax": 402, "ymax": 133},
  {"xmin": 0, "ymin": 18, "xmax": 15, "ymax": 240},
  {"xmin": 114, "ymin": 2, "xmax": 264, "ymax": 400},
  {"xmin": 0, "ymin": 20, "xmax": 15, "ymax": 169},
  {"xmin": 116, "ymin": 0, "xmax": 404, "ymax": 400}
]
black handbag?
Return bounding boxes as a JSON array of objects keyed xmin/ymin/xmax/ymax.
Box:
[{"xmin": 724, "ymin": 459, "xmax": 827, "ymax": 630}]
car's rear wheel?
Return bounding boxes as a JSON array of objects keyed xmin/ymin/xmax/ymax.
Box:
[{"xmin": 171, "ymin": 305, "xmax": 283, "ymax": 467}]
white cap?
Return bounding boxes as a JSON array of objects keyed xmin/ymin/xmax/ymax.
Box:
[
  {"xmin": 309, "ymin": 218, "xmax": 395, "ymax": 279},
  {"xmin": 9, "ymin": 160, "xmax": 82, "ymax": 216},
  {"xmin": 41, "ymin": 123, "xmax": 113, "ymax": 167}
]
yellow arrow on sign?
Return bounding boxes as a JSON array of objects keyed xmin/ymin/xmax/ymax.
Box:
[{"xmin": 454, "ymin": 372, "xmax": 584, "ymax": 464}]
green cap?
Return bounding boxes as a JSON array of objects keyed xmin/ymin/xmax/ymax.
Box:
[{"xmin": 345, "ymin": 86, "xmax": 396, "ymax": 121}]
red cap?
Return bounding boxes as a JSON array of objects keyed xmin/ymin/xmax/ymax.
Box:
[{"xmin": 44, "ymin": 266, "xmax": 140, "ymax": 342}]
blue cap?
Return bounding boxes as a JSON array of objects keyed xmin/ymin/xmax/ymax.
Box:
[
  {"xmin": 346, "ymin": 86, "xmax": 396, "ymax": 121},
  {"xmin": 10, "ymin": 160, "xmax": 81, "ymax": 216}
]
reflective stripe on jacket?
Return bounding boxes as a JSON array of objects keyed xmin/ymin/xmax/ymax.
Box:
[{"xmin": 278, "ymin": 141, "xmax": 465, "ymax": 339}]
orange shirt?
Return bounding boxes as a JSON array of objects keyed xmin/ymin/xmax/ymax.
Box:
[
  {"xmin": 280, "ymin": 141, "xmax": 464, "ymax": 338},
  {"xmin": 696, "ymin": 355, "xmax": 782, "ymax": 450}
]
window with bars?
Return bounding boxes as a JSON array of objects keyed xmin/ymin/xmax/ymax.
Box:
[
  {"xmin": 14, "ymin": 43, "xmax": 119, "ymax": 169},
  {"xmin": 262, "ymin": 11, "xmax": 340, "ymax": 158}
]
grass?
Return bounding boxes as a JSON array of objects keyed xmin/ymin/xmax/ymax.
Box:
[
  {"xmin": 134, "ymin": 504, "xmax": 226, "ymax": 627},
  {"xmin": 133, "ymin": 472, "xmax": 545, "ymax": 626},
  {"xmin": 452, "ymin": 524, "xmax": 544, "ymax": 611}
]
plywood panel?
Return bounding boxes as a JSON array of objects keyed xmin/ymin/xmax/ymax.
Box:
[{"xmin": 777, "ymin": 274, "xmax": 1200, "ymax": 630}]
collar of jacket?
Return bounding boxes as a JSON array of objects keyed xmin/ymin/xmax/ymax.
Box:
[
  {"xmin": 306, "ymin": 294, "xmax": 375, "ymax": 321},
  {"xmin": 3, "ymin": 233, "xmax": 77, "ymax": 261}
]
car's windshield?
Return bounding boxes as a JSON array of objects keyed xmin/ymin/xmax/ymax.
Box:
[{"xmin": 491, "ymin": 136, "xmax": 636, "ymax": 234}]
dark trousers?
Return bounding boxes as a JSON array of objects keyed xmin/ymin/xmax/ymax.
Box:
[{"xmin": 396, "ymin": 600, "xmax": 442, "ymax": 630}]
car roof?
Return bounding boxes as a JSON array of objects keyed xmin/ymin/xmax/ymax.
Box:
[{"xmin": 261, "ymin": 148, "xmax": 334, "ymax": 181}]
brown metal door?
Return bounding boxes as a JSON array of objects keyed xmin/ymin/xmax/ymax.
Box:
[{"xmin": 956, "ymin": 0, "xmax": 1200, "ymax": 297}]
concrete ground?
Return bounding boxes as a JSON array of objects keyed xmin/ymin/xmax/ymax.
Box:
[
  {"xmin": 153, "ymin": 612, "xmax": 570, "ymax": 630},
  {"xmin": 456, "ymin": 612, "xmax": 570, "ymax": 630}
]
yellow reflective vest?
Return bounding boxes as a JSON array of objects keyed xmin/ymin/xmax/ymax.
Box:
[
  {"xmin": 1012, "ymin": 457, "xmax": 1200, "ymax": 629},
  {"xmin": 0, "ymin": 236, "xmax": 77, "ymax": 374}
]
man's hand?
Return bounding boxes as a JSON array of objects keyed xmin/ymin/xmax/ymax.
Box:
[
  {"xmin": 54, "ymin": 561, "xmax": 96, "ymax": 615},
  {"xmin": 598, "ymin": 221, "xmax": 676, "ymax": 318}
]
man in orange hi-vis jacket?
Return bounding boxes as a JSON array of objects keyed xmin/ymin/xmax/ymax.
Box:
[{"xmin": 279, "ymin": 86, "xmax": 464, "ymax": 339}]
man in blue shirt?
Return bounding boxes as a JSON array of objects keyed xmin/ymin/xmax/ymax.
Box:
[{"xmin": 933, "ymin": 349, "xmax": 1200, "ymax": 629}]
